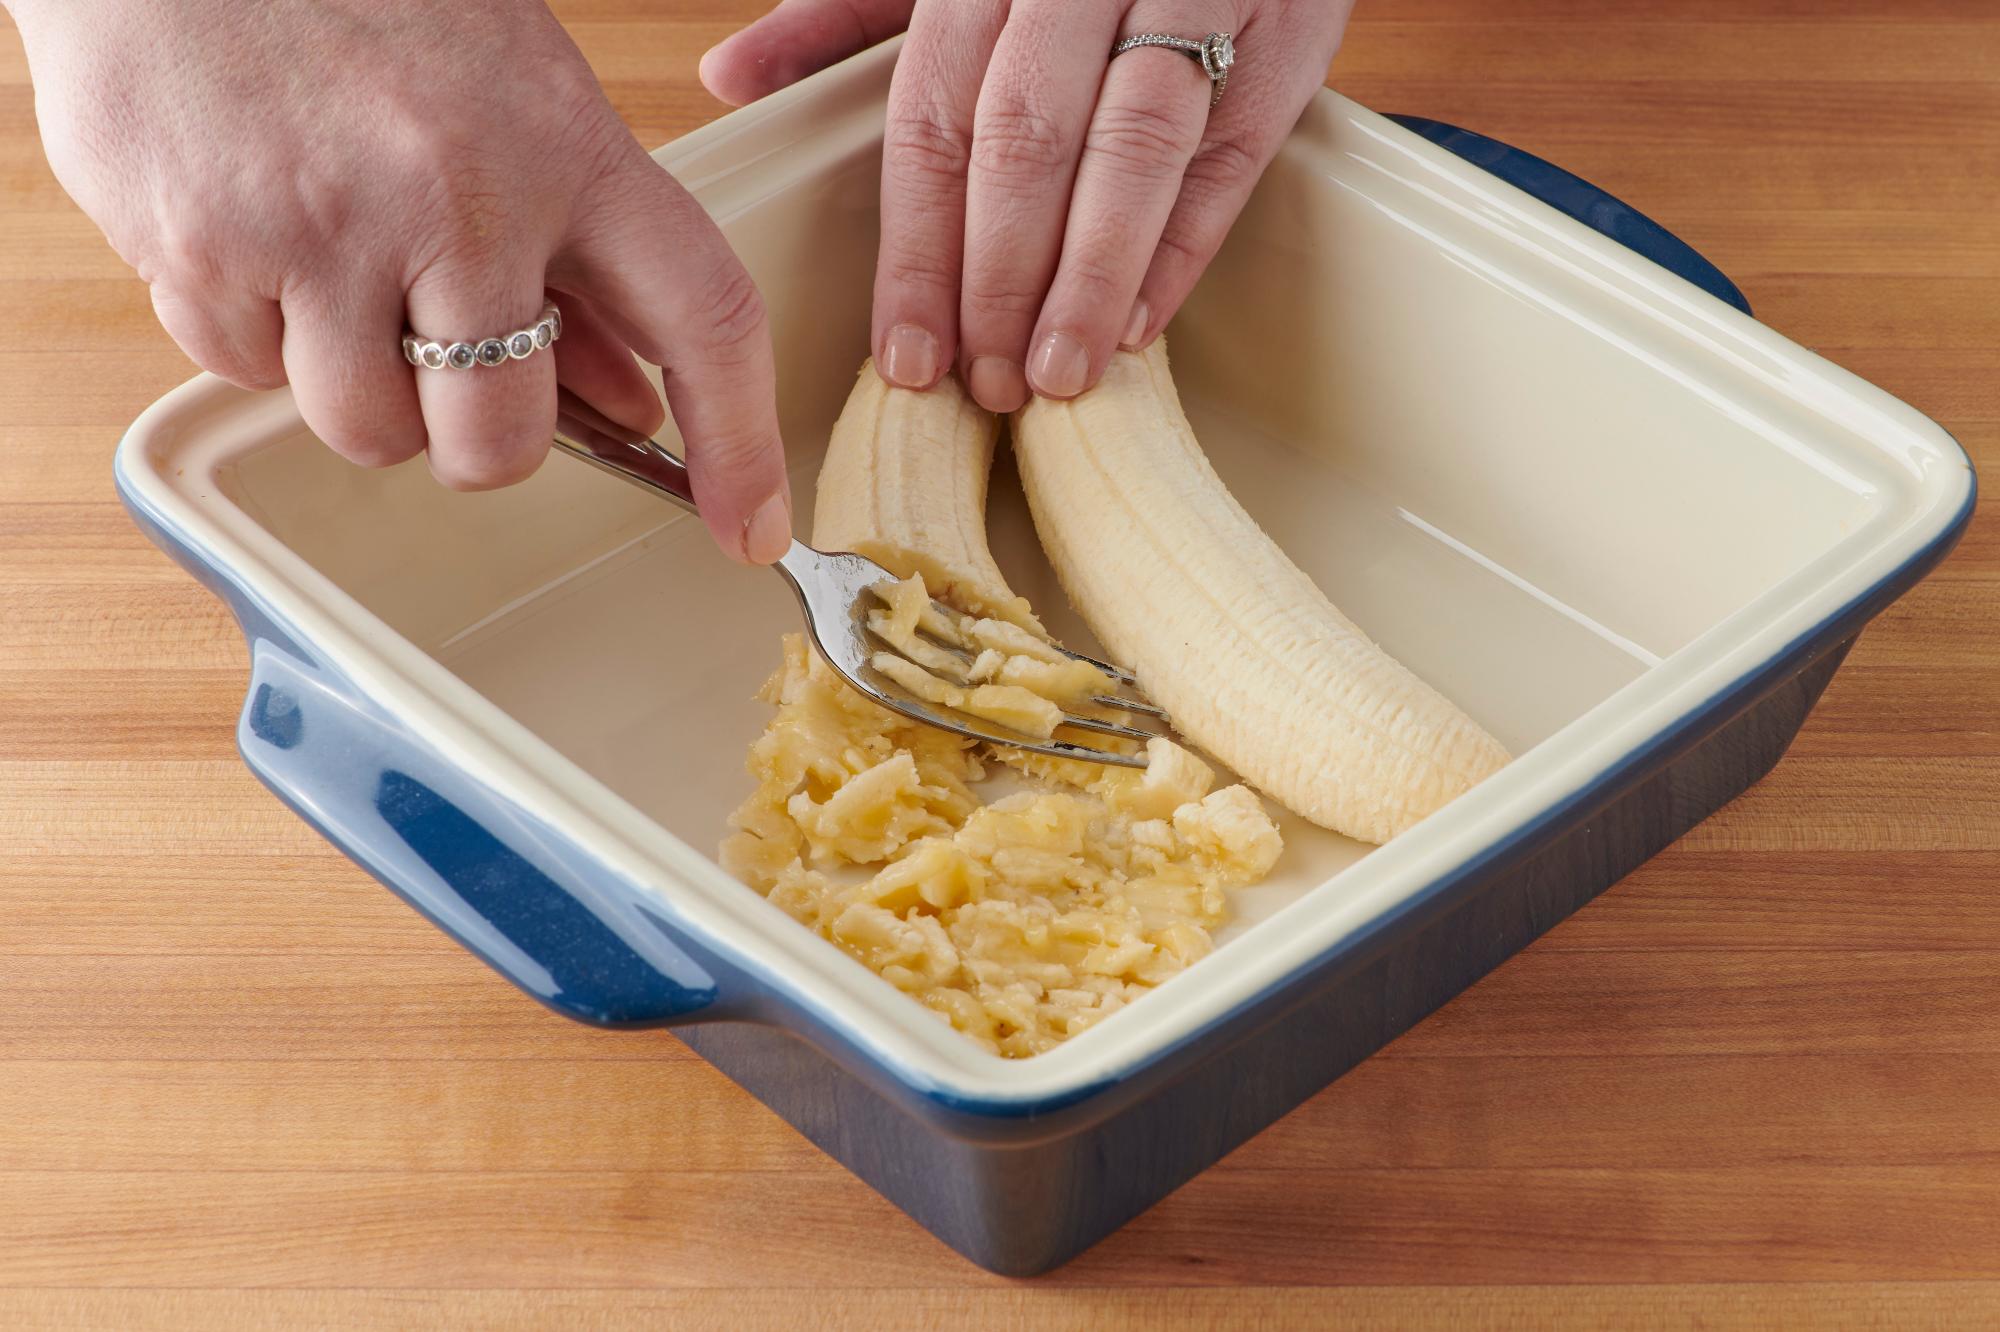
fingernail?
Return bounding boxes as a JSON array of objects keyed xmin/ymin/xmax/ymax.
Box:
[
  {"xmin": 743, "ymin": 490, "xmax": 792, "ymax": 564},
  {"xmin": 1120, "ymin": 301, "xmax": 1151, "ymax": 350},
  {"xmin": 880, "ymin": 323, "xmax": 939, "ymax": 389},
  {"xmin": 1029, "ymin": 331, "xmax": 1089, "ymax": 399},
  {"xmin": 968, "ymin": 356, "xmax": 1029, "ymax": 413}
]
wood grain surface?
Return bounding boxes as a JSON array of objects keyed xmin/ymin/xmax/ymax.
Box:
[{"xmin": 2, "ymin": 2, "xmax": 1996, "ymax": 1327}]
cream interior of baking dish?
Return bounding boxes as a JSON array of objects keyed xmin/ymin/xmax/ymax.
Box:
[
  {"xmin": 213, "ymin": 92, "xmax": 1904, "ymax": 944},
  {"xmin": 133, "ymin": 43, "xmax": 1966, "ymax": 1085},
  {"xmin": 220, "ymin": 107, "xmax": 1901, "ymax": 932}
]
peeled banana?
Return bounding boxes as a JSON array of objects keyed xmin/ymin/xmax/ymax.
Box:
[
  {"xmin": 1012, "ymin": 339, "xmax": 1510, "ymax": 844},
  {"xmin": 814, "ymin": 360, "xmax": 1041, "ymax": 632}
]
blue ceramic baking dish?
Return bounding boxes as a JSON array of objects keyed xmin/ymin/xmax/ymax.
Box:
[{"xmin": 115, "ymin": 42, "xmax": 1974, "ymax": 1274}]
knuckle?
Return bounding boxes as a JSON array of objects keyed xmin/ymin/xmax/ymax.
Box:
[
  {"xmin": 550, "ymin": 94, "xmax": 641, "ymax": 200},
  {"xmin": 258, "ymin": 159, "xmax": 353, "ymax": 262},
  {"xmin": 692, "ymin": 426, "xmax": 779, "ymax": 478},
  {"xmin": 300, "ymin": 380, "xmax": 427, "ymax": 468},
  {"xmin": 971, "ymin": 99, "xmax": 1071, "ymax": 181},
  {"xmin": 532, "ymin": 49, "xmax": 614, "ymax": 120},
  {"xmin": 1144, "ymin": 138, "xmax": 1268, "ymax": 279},
  {"xmin": 880, "ymin": 248, "xmax": 959, "ymax": 298},
  {"xmin": 884, "ymin": 104, "xmax": 973, "ymax": 186},
  {"xmin": 1084, "ymin": 102, "xmax": 1201, "ymax": 179},
  {"xmin": 960, "ymin": 278, "xmax": 1041, "ymax": 323},
  {"xmin": 415, "ymin": 163, "xmax": 515, "ymax": 271},
  {"xmin": 148, "ymin": 205, "xmax": 230, "ymax": 294},
  {"xmin": 1055, "ymin": 244, "xmax": 1126, "ymax": 302},
  {"xmin": 1185, "ymin": 134, "xmax": 1263, "ymax": 196},
  {"xmin": 209, "ymin": 350, "xmax": 287, "ymax": 393},
  {"xmin": 1152, "ymin": 223, "xmax": 1215, "ymax": 278},
  {"xmin": 688, "ymin": 265, "xmax": 769, "ymax": 363},
  {"xmin": 429, "ymin": 438, "xmax": 547, "ymax": 491},
  {"xmin": 150, "ymin": 288, "xmax": 285, "ymax": 390},
  {"xmin": 402, "ymin": 134, "xmax": 565, "ymax": 277},
  {"xmin": 319, "ymin": 419, "xmax": 426, "ymax": 471}
]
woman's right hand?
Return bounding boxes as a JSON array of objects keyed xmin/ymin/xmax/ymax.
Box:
[{"xmin": 8, "ymin": 0, "xmax": 794, "ymax": 562}]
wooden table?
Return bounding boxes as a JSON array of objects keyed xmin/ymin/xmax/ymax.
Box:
[{"xmin": 3, "ymin": 2, "xmax": 1995, "ymax": 1326}]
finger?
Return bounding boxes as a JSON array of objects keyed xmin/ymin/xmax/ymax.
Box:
[
  {"xmin": 871, "ymin": 0, "xmax": 1007, "ymax": 392},
  {"xmin": 1128, "ymin": 10, "xmax": 1343, "ymax": 348},
  {"xmin": 150, "ymin": 282, "xmax": 287, "ymax": 391},
  {"xmin": 957, "ymin": 0, "xmax": 1124, "ymax": 412},
  {"xmin": 560, "ymin": 161, "xmax": 792, "ymax": 564},
  {"xmin": 406, "ymin": 262, "xmax": 558, "ymax": 491},
  {"xmin": 549, "ymin": 291, "xmax": 666, "ymax": 440},
  {"xmin": 700, "ymin": 0, "xmax": 917, "ymax": 106},
  {"xmin": 1025, "ymin": 12, "xmax": 1220, "ymax": 398},
  {"xmin": 279, "ymin": 279, "xmax": 427, "ymax": 470}
]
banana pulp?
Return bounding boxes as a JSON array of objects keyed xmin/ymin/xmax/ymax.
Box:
[{"xmin": 721, "ymin": 362, "xmax": 1282, "ymax": 1058}]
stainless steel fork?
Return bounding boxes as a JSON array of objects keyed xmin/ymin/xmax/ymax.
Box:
[{"xmin": 550, "ymin": 389, "xmax": 1165, "ymax": 768}]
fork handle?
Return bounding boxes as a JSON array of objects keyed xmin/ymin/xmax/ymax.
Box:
[{"xmin": 550, "ymin": 386, "xmax": 699, "ymax": 513}]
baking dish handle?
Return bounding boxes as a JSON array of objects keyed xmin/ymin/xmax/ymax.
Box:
[
  {"xmin": 236, "ymin": 640, "xmax": 722, "ymax": 1028},
  {"xmin": 1386, "ymin": 115, "xmax": 1752, "ymax": 316}
]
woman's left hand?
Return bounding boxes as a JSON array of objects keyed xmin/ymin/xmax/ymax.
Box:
[{"xmin": 702, "ymin": 0, "xmax": 1353, "ymax": 412}]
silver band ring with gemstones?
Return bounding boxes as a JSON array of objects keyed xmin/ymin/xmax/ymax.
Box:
[
  {"xmin": 403, "ymin": 300, "xmax": 562, "ymax": 372},
  {"xmin": 1110, "ymin": 31, "xmax": 1235, "ymax": 107}
]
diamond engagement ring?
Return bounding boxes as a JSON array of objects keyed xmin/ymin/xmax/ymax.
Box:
[
  {"xmin": 403, "ymin": 300, "xmax": 562, "ymax": 371},
  {"xmin": 1110, "ymin": 31, "xmax": 1234, "ymax": 107}
]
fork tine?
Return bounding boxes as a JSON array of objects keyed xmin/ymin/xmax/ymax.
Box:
[
  {"xmin": 911, "ymin": 625, "xmax": 974, "ymax": 663},
  {"xmin": 920, "ymin": 608, "xmax": 1153, "ymax": 699},
  {"xmin": 924, "ymin": 598, "xmax": 1141, "ymax": 685},
  {"xmin": 1006, "ymin": 736, "xmax": 1145, "ymax": 767},
  {"xmin": 1049, "ymin": 643, "xmax": 1138, "ymax": 688},
  {"xmin": 922, "ymin": 598, "xmax": 972, "ymax": 644},
  {"xmin": 1055, "ymin": 712, "xmax": 1156, "ymax": 743},
  {"xmin": 908, "ymin": 615, "xmax": 1168, "ymax": 724},
  {"xmin": 857, "ymin": 668, "xmax": 1148, "ymax": 768},
  {"xmin": 867, "ymin": 623, "xmax": 974, "ymax": 679},
  {"xmin": 1090, "ymin": 693, "xmax": 1167, "ymax": 719},
  {"xmin": 902, "ymin": 595, "xmax": 1166, "ymax": 742},
  {"xmin": 880, "ymin": 632, "xmax": 1171, "ymax": 730}
]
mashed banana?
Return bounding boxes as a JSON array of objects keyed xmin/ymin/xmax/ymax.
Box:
[{"xmin": 720, "ymin": 578, "xmax": 1283, "ymax": 1059}]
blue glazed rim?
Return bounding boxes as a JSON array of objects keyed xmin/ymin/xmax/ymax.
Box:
[
  {"xmin": 113, "ymin": 115, "xmax": 1978, "ymax": 1120},
  {"xmin": 1386, "ymin": 116, "xmax": 1753, "ymax": 317}
]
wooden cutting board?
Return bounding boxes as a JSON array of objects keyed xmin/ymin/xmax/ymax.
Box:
[{"xmin": 1, "ymin": 1, "xmax": 1996, "ymax": 1326}]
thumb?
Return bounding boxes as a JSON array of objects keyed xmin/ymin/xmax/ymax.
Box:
[
  {"xmin": 560, "ymin": 161, "xmax": 793, "ymax": 564},
  {"xmin": 699, "ymin": 0, "xmax": 917, "ymax": 107}
]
